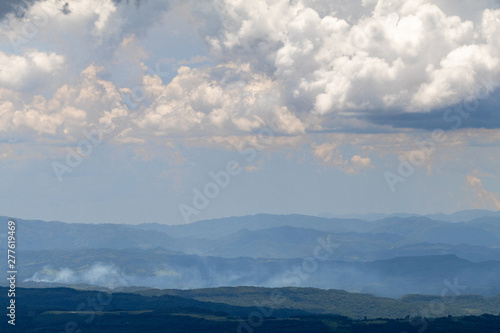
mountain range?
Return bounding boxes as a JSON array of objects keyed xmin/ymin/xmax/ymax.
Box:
[{"xmin": 1, "ymin": 210, "xmax": 499, "ymax": 298}]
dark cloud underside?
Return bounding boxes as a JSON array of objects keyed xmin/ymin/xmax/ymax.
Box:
[{"xmin": 366, "ymin": 89, "xmax": 500, "ymax": 131}]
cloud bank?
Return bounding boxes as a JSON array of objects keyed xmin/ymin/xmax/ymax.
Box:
[
  {"xmin": 1, "ymin": 0, "xmax": 500, "ymax": 223},
  {"xmin": 0, "ymin": 0, "xmax": 499, "ymax": 143}
]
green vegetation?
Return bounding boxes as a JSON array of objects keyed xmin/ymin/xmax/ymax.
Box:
[
  {"xmin": 1, "ymin": 287, "xmax": 500, "ymax": 332},
  {"xmin": 133, "ymin": 286, "xmax": 500, "ymax": 319}
]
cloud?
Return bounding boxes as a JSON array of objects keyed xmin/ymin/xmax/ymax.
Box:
[
  {"xmin": 0, "ymin": 63, "xmax": 127, "ymax": 140},
  {"xmin": 203, "ymin": 0, "xmax": 500, "ymax": 118},
  {"xmin": 245, "ymin": 159, "xmax": 264, "ymax": 172},
  {"xmin": 1, "ymin": 0, "xmax": 499, "ymax": 144},
  {"xmin": 0, "ymin": 0, "xmax": 36, "ymax": 20},
  {"xmin": 351, "ymin": 154, "xmax": 372, "ymax": 169},
  {"xmin": 465, "ymin": 173, "xmax": 500, "ymax": 210},
  {"xmin": 0, "ymin": 0, "xmax": 499, "ymax": 175},
  {"xmin": 0, "ymin": 51, "xmax": 65, "ymax": 91},
  {"xmin": 312, "ymin": 140, "xmax": 372, "ymax": 173},
  {"xmin": 135, "ymin": 62, "xmax": 306, "ymax": 136},
  {"xmin": 0, "ymin": 58, "xmax": 305, "ymax": 149},
  {"xmin": 411, "ymin": 44, "xmax": 499, "ymax": 111}
]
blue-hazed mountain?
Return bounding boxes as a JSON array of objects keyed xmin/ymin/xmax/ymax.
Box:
[
  {"xmin": 2, "ymin": 213, "xmax": 500, "ymax": 261},
  {"xmin": 0, "ymin": 216, "xmax": 185, "ymax": 251},
  {"xmin": 130, "ymin": 214, "xmax": 372, "ymax": 239},
  {"xmin": 319, "ymin": 209, "xmax": 500, "ymax": 223},
  {"xmin": 10, "ymin": 248, "xmax": 500, "ymax": 298},
  {"xmin": 2, "ymin": 212, "xmax": 500, "ymax": 298},
  {"xmin": 131, "ymin": 212, "xmax": 500, "ymax": 242}
]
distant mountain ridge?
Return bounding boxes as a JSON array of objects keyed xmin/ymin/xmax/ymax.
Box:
[
  {"xmin": 2, "ymin": 212, "xmax": 500, "ymax": 298},
  {"xmin": 319, "ymin": 209, "xmax": 500, "ymax": 222},
  {"xmin": 8, "ymin": 248, "xmax": 500, "ymax": 297},
  {"xmin": 2, "ymin": 213, "xmax": 500, "ymax": 260}
]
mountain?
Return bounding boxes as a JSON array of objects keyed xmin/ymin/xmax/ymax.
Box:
[
  {"xmin": 131, "ymin": 214, "xmax": 372, "ymax": 239},
  {"xmin": 3, "ymin": 213, "xmax": 500, "ymax": 297},
  {"xmin": 318, "ymin": 210, "xmax": 500, "ymax": 223},
  {"xmin": 425, "ymin": 210, "xmax": 500, "ymax": 223},
  {"xmin": 202, "ymin": 226, "xmax": 330, "ymax": 258},
  {"xmin": 3, "ymin": 213, "xmax": 500, "ymax": 261},
  {"xmin": 318, "ymin": 212, "xmax": 419, "ymax": 221},
  {"xmin": 10, "ymin": 248, "xmax": 500, "ymax": 297},
  {"xmin": 368, "ymin": 216, "xmax": 500, "ymax": 247},
  {"xmin": 4, "ymin": 285, "xmax": 500, "ymax": 321},
  {"xmin": 136, "ymin": 286, "xmax": 500, "ymax": 319},
  {"xmin": 0, "ymin": 216, "xmax": 182, "ymax": 251},
  {"xmin": 3, "ymin": 287, "xmax": 500, "ymax": 332}
]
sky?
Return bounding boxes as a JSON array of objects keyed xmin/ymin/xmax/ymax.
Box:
[{"xmin": 0, "ymin": 0, "xmax": 499, "ymax": 225}]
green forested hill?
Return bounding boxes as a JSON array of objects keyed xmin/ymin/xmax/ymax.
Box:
[
  {"xmin": 1, "ymin": 287, "xmax": 500, "ymax": 333},
  {"xmin": 133, "ymin": 286, "xmax": 500, "ymax": 319}
]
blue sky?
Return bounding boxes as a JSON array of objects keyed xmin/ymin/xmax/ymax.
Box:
[{"xmin": 0, "ymin": 0, "xmax": 499, "ymax": 224}]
